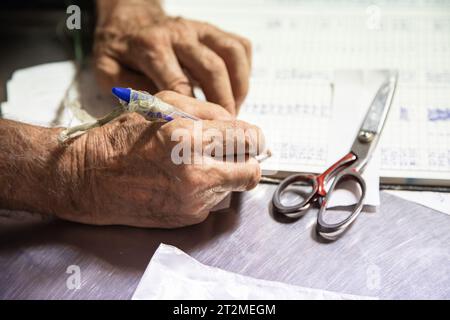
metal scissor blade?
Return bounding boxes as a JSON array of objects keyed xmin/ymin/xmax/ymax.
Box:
[
  {"xmin": 359, "ymin": 73, "xmax": 398, "ymax": 136},
  {"xmin": 350, "ymin": 72, "xmax": 398, "ymax": 170}
]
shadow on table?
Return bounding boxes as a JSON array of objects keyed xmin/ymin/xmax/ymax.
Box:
[{"xmin": 0, "ymin": 196, "xmax": 241, "ymax": 271}]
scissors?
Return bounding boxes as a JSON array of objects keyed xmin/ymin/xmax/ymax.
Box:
[{"xmin": 272, "ymin": 73, "xmax": 398, "ymax": 240}]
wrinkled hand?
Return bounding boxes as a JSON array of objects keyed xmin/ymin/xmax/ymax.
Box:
[
  {"xmin": 55, "ymin": 91, "xmax": 264, "ymax": 228},
  {"xmin": 94, "ymin": 0, "xmax": 252, "ymax": 115}
]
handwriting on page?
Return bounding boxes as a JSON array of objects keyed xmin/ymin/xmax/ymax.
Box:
[
  {"xmin": 166, "ymin": 0, "xmax": 450, "ymax": 180},
  {"xmin": 239, "ymin": 78, "xmax": 333, "ymax": 171}
]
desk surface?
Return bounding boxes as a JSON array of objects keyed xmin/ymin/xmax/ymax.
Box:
[
  {"xmin": 0, "ymin": 12, "xmax": 449, "ymax": 300},
  {"xmin": 0, "ymin": 186, "xmax": 449, "ymax": 300}
]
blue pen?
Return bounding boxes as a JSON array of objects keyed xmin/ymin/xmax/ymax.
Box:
[
  {"xmin": 58, "ymin": 87, "xmax": 199, "ymax": 142},
  {"xmin": 112, "ymin": 87, "xmax": 199, "ymax": 122}
]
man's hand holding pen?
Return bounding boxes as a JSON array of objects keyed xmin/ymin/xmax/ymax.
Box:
[
  {"xmin": 0, "ymin": 92, "xmax": 265, "ymax": 227},
  {"xmin": 0, "ymin": 0, "xmax": 264, "ymax": 229}
]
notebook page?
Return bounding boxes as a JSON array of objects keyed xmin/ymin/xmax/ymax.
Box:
[{"xmin": 166, "ymin": 0, "xmax": 450, "ymax": 185}]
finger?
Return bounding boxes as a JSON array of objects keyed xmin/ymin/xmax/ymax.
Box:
[
  {"xmin": 191, "ymin": 21, "xmax": 252, "ymax": 69},
  {"xmin": 161, "ymin": 118, "xmax": 266, "ymax": 158},
  {"xmin": 161, "ymin": 118, "xmax": 265, "ymax": 161},
  {"xmin": 199, "ymin": 26, "xmax": 250, "ymax": 110},
  {"xmin": 133, "ymin": 41, "xmax": 193, "ymax": 96},
  {"xmin": 202, "ymin": 119, "xmax": 266, "ymax": 157},
  {"xmin": 155, "ymin": 90, "xmax": 232, "ymax": 120},
  {"xmin": 95, "ymin": 55, "xmax": 158, "ymax": 93},
  {"xmin": 210, "ymin": 157, "xmax": 261, "ymax": 192},
  {"xmin": 227, "ymin": 32, "xmax": 252, "ymax": 68},
  {"xmin": 174, "ymin": 41, "xmax": 236, "ymax": 115}
]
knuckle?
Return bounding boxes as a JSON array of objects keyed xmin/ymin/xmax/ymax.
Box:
[
  {"xmin": 171, "ymin": 16, "xmax": 184, "ymax": 23},
  {"xmin": 202, "ymin": 21, "xmax": 219, "ymax": 34},
  {"xmin": 174, "ymin": 39, "xmax": 196, "ymax": 55},
  {"xmin": 211, "ymin": 104, "xmax": 233, "ymax": 120},
  {"xmin": 202, "ymin": 21, "xmax": 214, "ymax": 29},
  {"xmin": 240, "ymin": 37, "xmax": 252, "ymax": 50},
  {"xmin": 222, "ymin": 38, "xmax": 244, "ymax": 53},
  {"xmin": 167, "ymin": 78, "xmax": 191, "ymax": 93},
  {"xmin": 138, "ymin": 28, "xmax": 169, "ymax": 49},
  {"xmin": 232, "ymin": 119, "xmax": 249, "ymax": 129},
  {"xmin": 170, "ymin": 18, "xmax": 197, "ymax": 43},
  {"xmin": 194, "ymin": 21, "xmax": 213, "ymax": 33},
  {"xmin": 172, "ymin": 16, "xmax": 190, "ymax": 28},
  {"xmin": 158, "ymin": 117, "xmax": 192, "ymax": 140},
  {"xmin": 203, "ymin": 54, "xmax": 226, "ymax": 74},
  {"xmin": 216, "ymin": 98, "xmax": 236, "ymax": 115},
  {"xmin": 142, "ymin": 47, "xmax": 166, "ymax": 64},
  {"xmin": 172, "ymin": 16, "xmax": 186, "ymax": 24},
  {"xmin": 155, "ymin": 90, "xmax": 177, "ymax": 102},
  {"xmin": 174, "ymin": 117, "xmax": 193, "ymax": 128},
  {"xmin": 223, "ymin": 119, "xmax": 238, "ymax": 130},
  {"xmin": 121, "ymin": 112, "xmax": 142, "ymax": 123}
]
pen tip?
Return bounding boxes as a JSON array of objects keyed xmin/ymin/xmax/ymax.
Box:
[{"xmin": 112, "ymin": 87, "xmax": 131, "ymax": 103}]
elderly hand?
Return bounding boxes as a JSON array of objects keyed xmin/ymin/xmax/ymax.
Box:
[
  {"xmin": 0, "ymin": 92, "xmax": 265, "ymax": 228},
  {"xmin": 94, "ymin": 0, "xmax": 252, "ymax": 115}
]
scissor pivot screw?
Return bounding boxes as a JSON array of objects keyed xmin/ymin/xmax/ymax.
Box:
[{"xmin": 358, "ymin": 131, "xmax": 374, "ymax": 143}]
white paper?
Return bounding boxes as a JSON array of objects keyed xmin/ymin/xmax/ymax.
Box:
[
  {"xmin": 166, "ymin": 0, "xmax": 450, "ymax": 189},
  {"xmin": 385, "ymin": 190, "xmax": 450, "ymax": 216},
  {"xmin": 133, "ymin": 244, "xmax": 375, "ymax": 300},
  {"xmin": 2, "ymin": 61, "xmax": 79, "ymax": 127}
]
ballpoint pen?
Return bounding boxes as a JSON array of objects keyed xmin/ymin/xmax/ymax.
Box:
[
  {"xmin": 111, "ymin": 87, "xmax": 200, "ymax": 122},
  {"xmin": 58, "ymin": 87, "xmax": 199, "ymax": 142}
]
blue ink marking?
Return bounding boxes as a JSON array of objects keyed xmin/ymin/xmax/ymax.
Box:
[
  {"xmin": 428, "ymin": 108, "xmax": 450, "ymax": 121},
  {"xmin": 399, "ymin": 106, "xmax": 409, "ymax": 121},
  {"xmin": 144, "ymin": 111, "xmax": 174, "ymax": 122}
]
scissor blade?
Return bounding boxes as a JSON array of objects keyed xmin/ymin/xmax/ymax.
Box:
[
  {"xmin": 359, "ymin": 73, "xmax": 398, "ymax": 136},
  {"xmin": 350, "ymin": 72, "xmax": 398, "ymax": 169}
]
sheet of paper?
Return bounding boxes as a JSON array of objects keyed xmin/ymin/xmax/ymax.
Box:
[
  {"xmin": 165, "ymin": 0, "xmax": 450, "ymax": 185},
  {"xmin": 2, "ymin": 61, "xmax": 79, "ymax": 127},
  {"xmin": 132, "ymin": 244, "xmax": 375, "ymax": 300},
  {"xmin": 1, "ymin": 61, "xmax": 120, "ymax": 128},
  {"xmin": 384, "ymin": 191, "xmax": 450, "ymax": 216}
]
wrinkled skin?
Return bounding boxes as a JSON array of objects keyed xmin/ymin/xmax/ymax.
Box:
[
  {"xmin": 0, "ymin": 92, "xmax": 264, "ymax": 228},
  {"xmin": 59, "ymin": 92, "xmax": 264, "ymax": 227},
  {"xmin": 95, "ymin": 0, "xmax": 252, "ymax": 115}
]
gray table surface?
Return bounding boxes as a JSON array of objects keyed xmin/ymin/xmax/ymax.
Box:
[
  {"xmin": 1, "ymin": 186, "xmax": 449, "ymax": 300},
  {"xmin": 0, "ymin": 11, "xmax": 449, "ymax": 300}
]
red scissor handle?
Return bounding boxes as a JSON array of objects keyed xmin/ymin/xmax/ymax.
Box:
[{"xmin": 316, "ymin": 152, "xmax": 358, "ymax": 197}]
